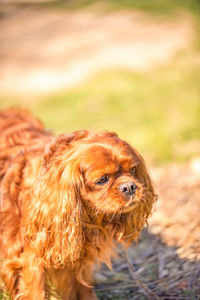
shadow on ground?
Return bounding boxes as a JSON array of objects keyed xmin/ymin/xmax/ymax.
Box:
[{"xmin": 95, "ymin": 229, "xmax": 200, "ymax": 300}]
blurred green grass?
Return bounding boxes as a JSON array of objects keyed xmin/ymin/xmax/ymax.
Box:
[
  {"xmin": 34, "ymin": 54, "xmax": 200, "ymax": 164},
  {"xmin": 35, "ymin": 0, "xmax": 200, "ymax": 16},
  {"xmin": 0, "ymin": 292, "xmax": 9, "ymax": 300},
  {"xmin": 0, "ymin": 1, "xmax": 199, "ymax": 168},
  {"xmin": 1, "ymin": 50, "xmax": 200, "ymax": 165},
  {"xmin": 0, "ymin": 0, "xmax": 200, "ymax": 169}
]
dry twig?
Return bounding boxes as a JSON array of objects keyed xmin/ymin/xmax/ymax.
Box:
[{"xmin": 125, "ymin": 250, "xmax": 160, "ymax": 300}]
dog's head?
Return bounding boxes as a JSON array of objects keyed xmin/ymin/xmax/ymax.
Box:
[{"xmin": 27, "ymin": 131, "xmax": 156, "ymax": 268}]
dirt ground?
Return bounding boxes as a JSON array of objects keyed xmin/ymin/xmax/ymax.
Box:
[
  {"xmin": 150, "ymin": 158, "xmax": 200, "ymax": 262},
  {"xmin": 0, "ymin": 5, "xmax": 193, "ymax": 96}
]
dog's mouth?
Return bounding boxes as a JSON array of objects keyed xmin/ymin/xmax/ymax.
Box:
[
  {"xmin": 123, "ymin": 197, "xmax": 136, "ymax": 212},
  {"xmin": 122, "ymin": 196, "xmax": 138, "ymax": 213}
]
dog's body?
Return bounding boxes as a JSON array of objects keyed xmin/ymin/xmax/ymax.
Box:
[{"xmin": 0, "ymin": 109, "xmax": 156, "ymax": 300}]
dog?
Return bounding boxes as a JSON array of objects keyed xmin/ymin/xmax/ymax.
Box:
[{"xmin": 0, "ymin": 108, "xmax": 157, "ymax": 300}]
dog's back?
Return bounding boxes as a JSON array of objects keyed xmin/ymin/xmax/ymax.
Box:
[
  {"xmin": 0, "ymin": 108, "xmax": 51, "ymax": 181},
  {"xmin": 0, "ymin": 108, "xmax": 52, "ymax": 258},
  {"xmin": 0, "ymin": 108, "xmax": 48, "ymax": 151}
]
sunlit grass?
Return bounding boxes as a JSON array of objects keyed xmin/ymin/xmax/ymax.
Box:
[
  {"xmin": 34, "ymin": 0, "xmax": 200, "ymax": 17},
  {"xmin": 0, "ymin": 0, "xmax": 199, "ymax": 167},
  {"xmin": 35, "ymin": 58, "xmax": 200, "ymax": 164},
  {"xmin": 1, "ymin": 50, "xmax": 199, "ymax": 165},
  {"xmin": 0, "ymin": 292, "xmax": 10, "ymax": 300}
]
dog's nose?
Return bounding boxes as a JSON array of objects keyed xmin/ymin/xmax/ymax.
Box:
[{"xmin": 119, "ymin": 182, "xmax": 137, "ymax": 197}]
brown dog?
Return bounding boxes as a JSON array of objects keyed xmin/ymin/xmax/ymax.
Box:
[{"xmin": 0, "ymin": 108, "xmax": 157, "ymax": 300}]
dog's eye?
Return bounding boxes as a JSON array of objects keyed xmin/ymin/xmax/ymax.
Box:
[
  {"xmin": 96, "ymin": 175, "xmax": 109, "ymax": 185},
  {"xmin": 130, "ymin": 167, "xmax": 136, "ymax": 175}
]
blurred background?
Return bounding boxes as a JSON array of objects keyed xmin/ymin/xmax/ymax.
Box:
[
  {"xmin": 0, "ymin": 0, "xmax": 200, "ymax": 165},
  {"xmin": 0, "ymin": 0, "xmax": 200, "ymax": 299}
]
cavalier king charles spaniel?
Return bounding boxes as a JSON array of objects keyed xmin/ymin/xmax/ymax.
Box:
[{"xmin": 0, "ymin": 109, "xmax": 157, "ymax": 300}]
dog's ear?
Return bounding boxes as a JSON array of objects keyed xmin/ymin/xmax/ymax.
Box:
[
  {"xmin": 25, "ymin": 131, "xmax": 89, "ymax": 268},
  {"xmin": 117, "ymin": 153, "xmax": 157, "ymax": 245},
  {"xmin": 136, "ymin": 160, "xmax": 157, "ymax": 219}
]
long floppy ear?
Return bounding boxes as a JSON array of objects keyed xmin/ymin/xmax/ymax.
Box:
[
  {"xmin": 132, "ymin": 149, "xmax": 158, "ymax": 222},
  {"xmin": 137, "ymin": 160, "xmax": 158, "ymax": 219},
  {"xmin": 118, "ymin": 154, "xmax": 157, "ymax": 245},
  {"xmin": 25, "ymin": 131, "xmax": 88, "ymax": 268}
]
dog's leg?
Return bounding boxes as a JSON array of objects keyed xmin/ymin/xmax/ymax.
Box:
[
  {"xmin": 17, "ymin": 250, "xmax": 45, "ymax": 300},
  {"xmin": 77, "ymin": 283, "xmax": 98, "ymax": 300},
  {"xmin": 47, "ymin": 269, "xmax": 78, "ymax": 300},
  {"xmin": 2, "ymin": 250, "xmax": 46, "ymax": 300},
  {"xmin": 48, "ymin": 268, "xmax": 98, "ymax": 300},
  {"xmin": 75, "ymin": 262, "xmax": 98, "ymax": 300},
  {"xmin": 1, "ymin": 257, "xmax": 22, "ymax": 299}
]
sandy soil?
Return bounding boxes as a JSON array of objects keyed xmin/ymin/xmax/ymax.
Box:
[
  {"xmin": 0, "ymin": 6, "xmax": 193, "ymax": 96},
  {"xmin": 150, "ymin": 157, "xmax": 200, "ymax": 261}
]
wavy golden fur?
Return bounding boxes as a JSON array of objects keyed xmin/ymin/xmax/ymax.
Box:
[{"xmin": 0, "ymin": 108, "xmax": 157, "ymax": 300}]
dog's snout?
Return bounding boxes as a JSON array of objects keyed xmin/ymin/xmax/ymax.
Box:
[{"xmin": 119, "ymin": 182, "xmax": 137, "ymax": 197}]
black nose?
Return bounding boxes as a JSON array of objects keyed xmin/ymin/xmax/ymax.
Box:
[{"xmin": 119, "ymin": 182, "xmax": 137, "ymax": 197}]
